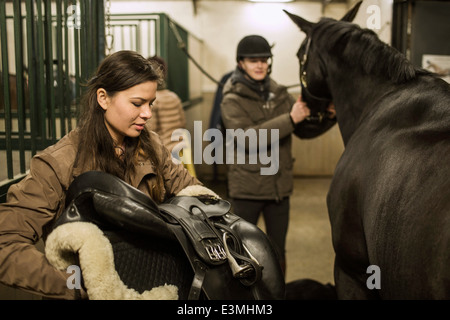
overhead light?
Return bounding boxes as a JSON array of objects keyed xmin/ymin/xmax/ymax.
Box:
[{"xmin": 248, "ymin": 0, "xmax": 294, "ymax": 3}]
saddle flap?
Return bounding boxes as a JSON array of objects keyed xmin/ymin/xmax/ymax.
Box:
[
  {"xmin": 92, "ymin": 192, "xmax": 173, "ymax": 240},
  {"xmin": 159, "ymin": 203, "xmax": 227, "ymax": 266}
]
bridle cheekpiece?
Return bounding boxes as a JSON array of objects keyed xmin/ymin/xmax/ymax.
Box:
[{"xmin": 300, "ymin": 36, "xmax": 333, "ymax": 123}]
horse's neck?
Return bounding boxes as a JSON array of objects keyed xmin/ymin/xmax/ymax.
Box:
[{"xmin": 328, "ymin": 67, "xmax": 391, "ymax": 145}]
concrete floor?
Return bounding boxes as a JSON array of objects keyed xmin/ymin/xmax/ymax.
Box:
[
  {"xmin": 284, "ymin": 177, "xmax": 335, "ymax": 285},
  {"xmin": 0, "ymin": 177, "xmax": 336, "ymax": 299}
]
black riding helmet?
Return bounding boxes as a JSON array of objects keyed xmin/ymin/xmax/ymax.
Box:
[
  {"xmin": 236, "ymin": 35, "xmax": 273, "ymax": 77},
  {"xmin": 236, "ymin": 35, "xmax": 273, "ymax": 62}
]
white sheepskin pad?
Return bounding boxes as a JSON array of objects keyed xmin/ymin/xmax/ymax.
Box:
[
  {"xmin": 176, "ymin": 185, "xmax": 220, "ymax": 198},
  {"xmin": 45, "ymin": 221, "xmax": 178, "ymax": 300}
]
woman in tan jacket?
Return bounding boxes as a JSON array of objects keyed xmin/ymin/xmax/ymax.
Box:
[{"xmin": 0, "ymin": 50, "xmax": 204, "ymax": 299}]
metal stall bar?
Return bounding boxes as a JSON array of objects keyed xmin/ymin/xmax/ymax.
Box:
[
  {"xmin": 73, "ymin": 0, "xmax": 81, "ymax": 118},
  {"xmin": 78, "ymin": 0, "xmax": 105, "ymax": 89},
  {"xmin": 135, "ymin": 20, "xmax": 140, "ymax": 54},
  {"xmin": 55, "ymin": 0, "xmax": 65, "ymax": 136},
  {"xmin": 0, "ymin": 0, "xmax": 13, "ymax": 179},
  {"xmin": 44, "ymin": 0, "xmax": 57, "ymax": 144},
  {"xmin": 148, "ymin": 17, "xmax": 156, "ymax": 57},
  {"xmin": 25, "ymin": 0, "xmax": 38, "ymax": 156},
  {"xmin": 79, "ymin": 0, "xmax": 92, "ymax": 82},
  {"xmin": 36, "ymin": 0, "xmax": 48, "ymax": 148},
  {"xmin": 114, "ymin": 24, "xmax": 138, "ymax": 51},
  {"xmin": 109, "ymin": 14, "xmax": 160, "ymax": 60},
  {"xmin": 79, "ymin": 0, "xmax": 88, "ymax": 83},
  {"xmin": 12, "ymin": 0, "xmax": 26, "ymax": 173},
  {"xmin": 63, "ymin": 0, "xmax": 72, "ymax": 131}
]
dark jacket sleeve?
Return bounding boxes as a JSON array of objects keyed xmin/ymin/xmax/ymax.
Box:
[{"xmin": 221, "ymin": 93, "xmax": 295, "ymax": 143}]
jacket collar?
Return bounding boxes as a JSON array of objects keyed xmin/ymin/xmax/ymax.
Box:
[
  {"xmin": 231, "ymin": 67, "xmax": 271, "ymax": 101},
  {"xmin": 130, "ymin": 156, "xmax": 156, "ymax": 188},
  {"xmin": 72, "ymin": 152, "xmax": 157, "ymax": 189}
]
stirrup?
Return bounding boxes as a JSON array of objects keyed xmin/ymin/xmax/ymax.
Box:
[{"xmin": 222, "ymin": 232, "xmax": 261, "ymax": 281}]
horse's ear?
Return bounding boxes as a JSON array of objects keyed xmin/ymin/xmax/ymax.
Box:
[
  {"xmin": 283, "ymin": 10, "xmax": 313, "ymax": 35},
  {"xmin": 340, "ymin": 1, "xmax": 362, "ymax": 22}
]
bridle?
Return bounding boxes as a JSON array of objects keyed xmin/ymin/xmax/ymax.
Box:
[{"xmin": 300, "ymin": 37, "xmax": 333, "ymax": 123}]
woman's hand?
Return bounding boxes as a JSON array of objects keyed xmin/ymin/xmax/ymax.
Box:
[{"xmin": 290, "ymin": 96, "xmax": 311, "ymax": 124}]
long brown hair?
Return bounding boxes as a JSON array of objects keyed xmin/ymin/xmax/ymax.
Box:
[{"xmin": 75, "ymin": 50, "xmax": 165, "ymax": 202}]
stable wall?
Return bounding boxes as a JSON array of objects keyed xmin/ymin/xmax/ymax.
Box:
[{"xmin": 109, "ymin": 0, "xmax": 393, "ymax": 177}]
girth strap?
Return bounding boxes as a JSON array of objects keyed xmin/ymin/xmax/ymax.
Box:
[
  {"xmin": 189, "ymin": 261, "xmax": 207, "ymax": 300},
  {"xmin": 165, "ymin": 222, "xmax": 208, "ymax": 300}
]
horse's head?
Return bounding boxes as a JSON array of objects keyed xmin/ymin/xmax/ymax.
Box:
[{"xmin": 284, "ymin": 2, "xmax": 362, "ymax": 123}]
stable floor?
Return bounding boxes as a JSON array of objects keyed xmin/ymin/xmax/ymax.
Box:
[{"xmin": 285, "ymin": 177, "xmax": 335, "ymax": 285}]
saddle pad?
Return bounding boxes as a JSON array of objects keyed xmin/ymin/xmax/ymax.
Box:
[{"xmin": 104, "ymin": 230, "xmax": 195, "ymax": 300}]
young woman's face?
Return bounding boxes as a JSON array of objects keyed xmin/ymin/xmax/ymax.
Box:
[
  {"xmin": 239, "ymin": 57, "xmax": 269, "ymax": 81},
  {"xmin": 97, "ymin": 81, "xmax": 157, "ymax": 145}
]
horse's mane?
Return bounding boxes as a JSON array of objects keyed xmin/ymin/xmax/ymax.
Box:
[{"xmin": 314, "ymin": 18, "xmax": 426, "ymax": 84}]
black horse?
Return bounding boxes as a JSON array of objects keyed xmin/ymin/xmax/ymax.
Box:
[{"xmin": 285, "ymin": 2, "xmax": 450, "ymax": 299}]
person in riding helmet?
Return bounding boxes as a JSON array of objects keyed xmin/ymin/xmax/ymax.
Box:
[{"xmin": 220, "ymin": 35, "xmax": 312, "ymax": 276}]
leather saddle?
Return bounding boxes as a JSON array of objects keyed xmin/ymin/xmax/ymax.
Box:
[{"xmin": 52, "ymin": 171, "xmax": 285, "ymax": 300}]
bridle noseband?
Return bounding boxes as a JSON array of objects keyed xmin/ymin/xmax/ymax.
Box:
[{"xmin": 300, "ymin": 37, "xmax": 333, "ymax": 123}]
